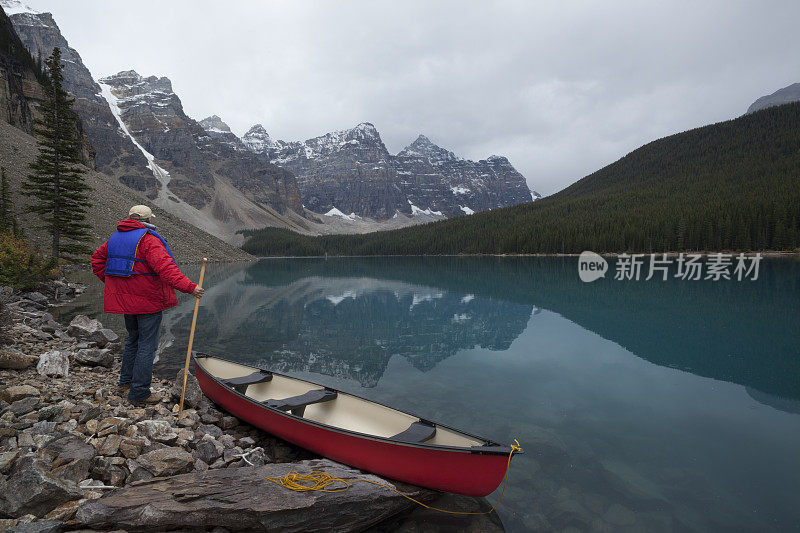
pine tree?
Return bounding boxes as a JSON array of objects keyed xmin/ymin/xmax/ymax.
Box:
[
  {"xmin": 0, "ymin": 167, "xmax": 12, "ymax": 233},
  {"xmin": 22, "ymin": 47, "xmax": 92, "ymax": 261}
]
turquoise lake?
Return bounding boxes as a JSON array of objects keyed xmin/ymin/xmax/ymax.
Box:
[{"xmin": 60, "ymin": 257, "xmax": 800, "ymax": 531}]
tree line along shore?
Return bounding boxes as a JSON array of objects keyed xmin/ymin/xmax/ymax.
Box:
[{"xmin": 242, "ymin": 102, "xmax": 800, "ymax": 258}]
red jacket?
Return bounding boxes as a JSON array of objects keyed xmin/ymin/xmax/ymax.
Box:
[{"xmin": 90, "ymin": 219, "xmax": 197, "ymax": 314}]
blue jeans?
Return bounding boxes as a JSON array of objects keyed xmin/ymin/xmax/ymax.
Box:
[{"xmin": 120, "ymin": 312, "xmax": 163, "ymax": 402}]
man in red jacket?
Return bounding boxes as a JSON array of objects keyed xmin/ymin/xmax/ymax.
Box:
[{"xmin": 91, "ymin": 205, "xmax": 204, "ymax": 405}]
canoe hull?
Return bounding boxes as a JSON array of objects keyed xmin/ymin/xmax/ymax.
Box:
[{"xmin": 195, "ymin": 361, "xmax": 510, "ymax": 497}]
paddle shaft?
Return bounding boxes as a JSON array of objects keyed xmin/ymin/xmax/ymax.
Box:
[{"xmin": 178, "ymin": 258, "xmax": 207, "ymax": 423}]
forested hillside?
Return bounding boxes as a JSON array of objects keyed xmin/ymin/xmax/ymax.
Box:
[{"xmin": 243, "ymin": 102, "xmax": 800, "ymax": 256}]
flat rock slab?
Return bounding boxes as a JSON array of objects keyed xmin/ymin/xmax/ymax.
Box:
[{"xmin": 75, "ymin": 459, "xmax": 436, "ymax": 532}]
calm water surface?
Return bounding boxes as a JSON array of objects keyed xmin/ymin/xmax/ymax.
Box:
[{"xmin": 60, "ymin": 257, "xmax": 800, "ymax": 532}]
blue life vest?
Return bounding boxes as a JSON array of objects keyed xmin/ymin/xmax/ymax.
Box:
[{"xmin": 104, "ymin": 228, "xmax": 176, "ymax": 277}]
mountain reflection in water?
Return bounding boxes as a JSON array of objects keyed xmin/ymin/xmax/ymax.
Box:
[
  {"xmin": 182, "ymin": 268, "xmax": 533, "ymax": 387},
  {"xmin": 149, "ymin": 257, "xmax": 800, "ymax": 405}
]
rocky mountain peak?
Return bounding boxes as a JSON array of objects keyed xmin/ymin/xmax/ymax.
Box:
[
  {"xmin": 199, "ymin": 114, "xmax": 247, "ymax": 152},
  {"xmin": 4, "ymin": 4, "xmax": 304, "ymax": 242},
  {"xmin": 246, "ymin": 123, "xmax": 267, "ymax": 136},
  {"xmin": 399, "ymin": 134, "xmax": 459, "ymax": 163},
  {"xmin": 242, "ymin": 123, "xmax": 283, "ymax": 154},
  {"xmin": 100, "ymin": 70, "xmax": 174, "ymax": 97},
  {"xmin": 746, "ymin": 82, "xmax": 800, "ymax": 114},
  {"xmin": 100, "ymin": 69, "xmax": 140, "ymax": 85},
  {"xmin": 238, "ymin": 118, "xmax": 535, "ymax": 219},
  {"xmin": 199, "ymin": 115, "xmax": 232, "ymax": 133},
  {"xmin": 351, "ymin": 122, "xmax": 379, "ymax": 138},
  {"xmin": 298, "ymin": 122, "xmax": 389, "ymax": 160}
]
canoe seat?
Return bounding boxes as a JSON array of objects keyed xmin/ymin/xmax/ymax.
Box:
[
  {"xmin": 221, "ymin": 371, "xmax": 273, "ymax": 393},
  {"xmin": 263, "ymin": 389, "xmax": 337, "ymax": 417},
  {"xmin": 390, "ymin": 421, "xmax": 436, "ymax": 443}
]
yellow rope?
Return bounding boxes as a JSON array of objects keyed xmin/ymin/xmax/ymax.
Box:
[{"xmin": 265, "ymin": 439, "xmax": 522, "ymax": 516}]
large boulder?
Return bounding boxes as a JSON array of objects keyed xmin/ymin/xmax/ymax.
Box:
[
  {"xmin": 23, "ymin": 292, "xmax": 48, "ymax": 305},
  {"xmin": 136, "ymin": 420, "xmax": 177, "ymax": 443},
  {"xmin": 36, "ymin": 351, "xmax": 69, "ymax": 378},
  {"xmin": 8, "ymin": 397, "xmax": 40, "ymax": 416},
  {"xmin": 0, "ymin": 385, "xmax": 40, "ymax": 403},
  {"xmin": 75, "ymin": 459, "xmax": 435, "ymax": 532},
  {"xmin": 136, "ymin": 447, "xmax": 194, "ymax": 477},
  {"xmin": 192, "ymin": 440, "xmax": 221, "ymax": 464},
  {"xmin": 0, "ymin": 450, "xmax": 20, "ymax": 474},
  {"xmin": 90, "ymin": 457, "xmax": 127, "ymax": 487},
  {"xmin": 95, "ymin": 434, "xmax": 124, "ymax": 457},
  {"xmin": 0, "ymin": 349, "xmax": 38, "ymax": 370},
  {"xmin": 88, "ymin": 329, "xmax": 119, "ymax": 349},
  {"xmin": 73, "ymin": 348, "xmax": 114, "ymax": 368},
  {"xmin": 118, "ymin": 437, "xmax": 146, "ymax": 459},
  {"xmin": 38, "ymin": 434, "xmax": 96, "ymax": 484},
  {"xmin": 0, "ymin": 457, "xmax": 82, "ymax": 518},
  {"xmin": 170, "ymin": 369, "xmax": 203, "ymax": 408},
  {"xmin": 66, "ymin": 315, "xmax": 102, "ymax": 341}
]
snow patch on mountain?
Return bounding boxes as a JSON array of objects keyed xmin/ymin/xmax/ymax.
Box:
[
  {"xmin": 0, "ymin": 0, "xmax": 38, "ymax": 15},
  {"xmin": 98, "ymin": 81, "xmax": 233, "ymax": 240},
  {"xmin": 408, "ymin": 200, "xmax": 443, "ymax": 217},
  {"xmin": 459, "ymin": 205, "xmax": 475, "ymax": 215},
  {"xmin": 98, "ymin": 82, "xmax": 172, "ymax": 199},
  {"xmin": 324, "ymin": 207, "xmax": 360, "ymax": 221},
  {"xmin": 451, "ymin": 186, "xmax": 470, "ymax": 195}
]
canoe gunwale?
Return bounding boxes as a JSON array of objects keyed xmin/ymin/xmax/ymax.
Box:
[{"xmin": 193, "ymin": 351, "xmax": 519, "ymax": 457}]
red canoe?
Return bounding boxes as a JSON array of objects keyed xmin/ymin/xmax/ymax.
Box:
[{"xmin": 193, "ymin": 352, "xmax": 521, "ymax": 497}]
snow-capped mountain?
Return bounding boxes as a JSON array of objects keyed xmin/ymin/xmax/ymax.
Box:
[
  {"xmin": 3, "ymin": 2, "xmax": 306, "ymax": 242},
  {"xmin": 241, "ymin": 124, "xmax": 286, "ymax": 154},
  {"xmin": 1, "ymin": 0, "xmax": 147, "ymax": 179},
  {"xmin": 399, "ymin": 134, "xmax": 460, "ymax": 162},
  {"xmin": 244, "ymin": 122, "xmax": 406, "ymax": 219},
  {"xmin": 0, "ymin": 0, "xmax": 33, "ymax": 15},
  {"xmin": 2, "ymin": 0, "xmax": 535, "ymax": 235},
  {"xmin": 395, "ymin": 136, "xmax": 541, "ymax": 214},
  {"xmin": 98, "ymin": 70, "xmax": 304, "ymax": 239},
  {"xmin": 242, "ymin": 123, "xmax": 538, "ymax": 219},
  {"xmin": 198, "ymin": 115, "xmax": 248, "ymax": 152}
]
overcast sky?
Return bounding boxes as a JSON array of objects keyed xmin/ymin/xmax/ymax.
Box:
[{"xmin": 24, "ymin": 0, "xmax": 800, "ymax": 195}]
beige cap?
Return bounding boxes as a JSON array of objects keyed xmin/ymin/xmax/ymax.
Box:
[{"xmin": 129, "ymin": 205, "xmax": 155, "ymax": 219}]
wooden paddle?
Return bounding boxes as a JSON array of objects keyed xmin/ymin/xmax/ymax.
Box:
[{"xmin": 178, "ymin": 257, "xmax": 207, "ymax": 423}]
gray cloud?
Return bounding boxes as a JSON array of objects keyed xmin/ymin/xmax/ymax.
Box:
[{"xmin": 29, "ymin": 0, "xmax": 800, "ymax": 195}]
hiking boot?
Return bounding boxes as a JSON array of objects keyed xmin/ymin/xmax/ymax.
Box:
[
  {"xmin": 117, "ymin": 384, "xmax": 130, "ymax": 395},
  {"xmin": 130, "ymin": 392, "xmax": 161, "ymax": 405}
]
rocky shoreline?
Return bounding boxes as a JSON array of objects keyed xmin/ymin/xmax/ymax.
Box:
[{"xmin": 0, "ymin": 280, "xmax": 502, "ymax": 532}]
